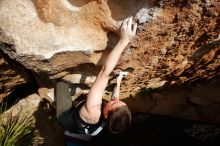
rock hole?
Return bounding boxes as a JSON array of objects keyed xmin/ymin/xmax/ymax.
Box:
[
  {"xmin": 62, "ymin": 0, "xmax": 88, "ymax": 11},
  {"xmin": 107, "ymin": 0, "xmax": 157, "ymax": 21}
]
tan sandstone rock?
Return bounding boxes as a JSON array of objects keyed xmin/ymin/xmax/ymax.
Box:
[{"xmin": 0, "ymin": 0, "xmax": 219, "ymax": 102}]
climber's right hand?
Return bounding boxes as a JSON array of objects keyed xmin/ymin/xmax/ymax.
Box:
[{"xmin": 120, "ymin": 17, "xmax": 137, "ymax": 43}]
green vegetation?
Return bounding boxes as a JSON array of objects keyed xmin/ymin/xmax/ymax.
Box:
[
  {"xmin": 0, "ymin": 102, "xmax": 39, "ymax": 146},
  {"xmin": 0, "ymin": 102, "xmax": 7, "ymax": 115}
]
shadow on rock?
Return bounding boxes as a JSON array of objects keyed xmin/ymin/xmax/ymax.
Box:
[{"xmin": 33, "ymin": 99, "xmax": 65, "ymax": 146}]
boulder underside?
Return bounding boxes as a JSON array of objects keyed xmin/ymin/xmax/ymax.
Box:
[{"xmin": 0, "ymin": 0, "xmax": 219, "ymax": 101}]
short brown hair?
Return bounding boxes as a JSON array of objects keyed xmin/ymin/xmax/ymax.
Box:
[{"xmin": 107, "ymin": 105, "xmax": 131, "ymax": 134}]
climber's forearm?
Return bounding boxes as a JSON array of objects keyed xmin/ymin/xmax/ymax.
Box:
[
  {"xmin": 111, "ymin": 80, "xmax": 121, "ymax": 100},
  {"xmin": 85, "ymin": 39, "xmax": 128, "ymax": 110},
  {"xmin": 103, "ymin": 39, "xmax": 129, "ymax": 75}
]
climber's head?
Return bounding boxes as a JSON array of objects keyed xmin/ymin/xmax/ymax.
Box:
[{"xmin": 103, "ymin": 99, "xmax": 131, "ymax": 134}]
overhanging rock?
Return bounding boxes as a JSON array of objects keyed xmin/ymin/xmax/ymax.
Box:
[
  {"xmin": 0, "ymin": 0, "xmax": 153, "ymax": 74},
  {"xmin": 0, "ymin": 0, "xmax": 219, "ymax": 101}
]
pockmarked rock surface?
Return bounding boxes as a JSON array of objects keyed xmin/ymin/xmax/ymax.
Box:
[{"xmin": 0, "ymin": 0, "xmax": 219, "ymax": 100}]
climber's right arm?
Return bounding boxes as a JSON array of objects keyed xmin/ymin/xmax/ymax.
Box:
[{"xmin": 79, "ymin": 17, "xmax": 137, "ymax": 123}]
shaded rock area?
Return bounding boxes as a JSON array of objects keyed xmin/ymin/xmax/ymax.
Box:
[
  {"xmin": 91, "ymin": 112, "xmax": 220, "ymax": 146},
  {"xmin": 124, "ymin": 76, "xmax": 220, "ymax": 124},
  {"xmin": 1, "ymin": 75, "xmax": 220, "ymax": 146},
  {"xmin": 0, "ymin": 50, "xmax": 33, "ymax": 102}
]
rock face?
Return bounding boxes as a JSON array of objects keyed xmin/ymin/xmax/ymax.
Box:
[
  {"xmin": 0, "ymin": 0, "xmax": 219, "ymax": 100},
  {"xmin": 0, "ymin": 52, "xmax": 33, "ymax": 102},
  {"xmin": 117, "ymin": 0, "xmax": 220, "ymax": 98}
]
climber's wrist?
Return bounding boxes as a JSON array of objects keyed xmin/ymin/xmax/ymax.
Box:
[{"xmin": 119, "ymin": 39, "xmax": 129, "ymax": 46}]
